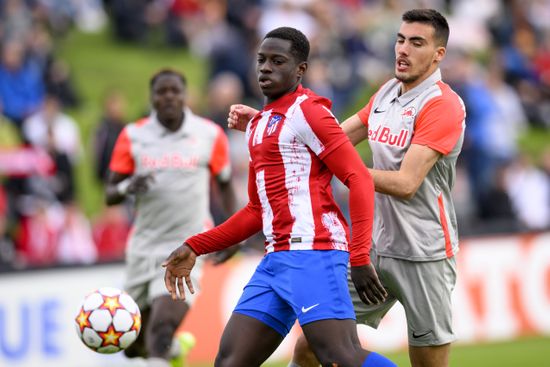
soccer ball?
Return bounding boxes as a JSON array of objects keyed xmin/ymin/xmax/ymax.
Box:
[{"xmin": 75, "ymin": 287, "xmax": 141, "ymax": 354}]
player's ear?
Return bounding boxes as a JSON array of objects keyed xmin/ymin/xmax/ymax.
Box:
[
  {"xmin": 297, "ymin": 61, "xmax": 308, "ymax": 79},
  {"xmin": 434, "ymin": 46, "xmax": 446, "ymax": 63}
]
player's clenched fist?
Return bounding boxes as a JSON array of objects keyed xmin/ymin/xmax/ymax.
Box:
[
  {"xmin": 227, "ymin": 104, "xmax": 258, "ymax": 131},
  {"xmin": 162, "ymin": 243, "xmax": 197, "ymax": 300}
]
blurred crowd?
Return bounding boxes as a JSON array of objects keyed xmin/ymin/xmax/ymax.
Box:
[{"xmin": 0, "ymin": 0, "xmax": 549, "ymax": 271}]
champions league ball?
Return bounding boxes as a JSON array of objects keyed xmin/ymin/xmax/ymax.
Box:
[{"xmin": 75, "ymin": 287, "xmax": 141, "ymax": 354}]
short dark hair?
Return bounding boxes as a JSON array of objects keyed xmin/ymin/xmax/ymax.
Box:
[
  {"xmin": 149, "ymin": 68, "xmax": 187, "ymax": 90},
  {"xmin": 264, "ymin": 27, "xmax": 310, "ymax": 63},
  {"xmin": 402, "ymin": 9, "xmax": 449, "ymax": 47}
]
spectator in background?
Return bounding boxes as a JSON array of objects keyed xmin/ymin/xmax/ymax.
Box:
[
  {"xmin": 205, "ymin": 72, "xmax": 245, "ymax": 130},
  {"xmin": 23, "ymin": 94, "xmax": 81, "ymax": 206},
  {"xmin": 445, "ymin": 51, "xmax": 503, "ymax": 215},
  {"xmin": 477, "ymin": 163, "xmax": 520, "ymax": 233},
  {"xmin": 26, "ymin": 22, "xmax": 53, "ymax": 74},
  {"xmin": 17, "ymin": 93, "xmax": 97, "ymax": 267},
  {"xmin": 93, "ymin": 89, "xmax": 127, "ymax": 183},
  {"xmin": 485, "ymin": 51, "xmax": 528, "ymax": 164},
  {"xmin": 14, "ymin": 189, "xmax": 98, "ymax": 267},
  {"xmin": 0, "ymin": 39, "xmax": 45, "ymax": 128},
  {"xmin": 22, "ymin": 94, "xmax": 81, "ymax": 163},
  {"xmin": 92, "ymin": 89, "xmax": 131, "ymax": 263},
  {"xmin": 164, "ymin": 0, "xmax": 201, "ymax": 47},
  {"xmin": 15, "ymin": 196, "xmax": 63, "ymax": 267},
  {"xmin": 0, "ymin": 0, "xmax": 33, "ymax": 43},
  {"xmin": 44, "ymin": 59, "xmax": 81, "ymax": 109},
  {"xmin": 56, "ymin": 203, "xmax": 98, "ymax": 265},
  {"xmin": 505, "ymin": 152, "xmax": 550, "ymax": 231},
  {"xmin": 107, "ymin": 0, "xmax": 150, "ymax": 42},
  {"xmin": 188, "ymin": 0, "xmax": 255, "ymax": 99},
  {"xmin": 92, "ymin": 203, "xmax": 129, "ymax": 263}
]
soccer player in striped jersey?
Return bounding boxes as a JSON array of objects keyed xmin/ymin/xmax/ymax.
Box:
[
  {"xmin": 229, "ymin": 9, "xmax": 465, "ymax": 367},
  {"xmin": 163, "ymin": 27, "xmax": 396, "ymax": 367}
]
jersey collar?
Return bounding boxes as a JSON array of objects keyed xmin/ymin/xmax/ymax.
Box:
[
  {"xmin": 262, "ymin": 84, "xmax": 332, "ymax": 114},
  {"xmin": 263, "ymin": 84, "xmax": 305, "ymax": 111},
  {"xmin": 150, "ymin": 107, "xmax": 194, "ymax": 137}
]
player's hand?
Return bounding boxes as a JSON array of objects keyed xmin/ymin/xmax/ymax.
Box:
[
  {"xmin": 350, "ymin": 264, "xmax": 388, "ymax": 305},
  {"xmin": 207, "ymin": 244, "xmax": 241, "ymax": 265},
  {"xmin": 162, "ymin": 243, "xmax": 197, "ymax": 300},
  {"xmin": 127, "ymin": 173, "xmax": 155, "ymax": 195},
  {"xmin": 227, "ymin": 104, "xmax": 258, "ymax": 131}
]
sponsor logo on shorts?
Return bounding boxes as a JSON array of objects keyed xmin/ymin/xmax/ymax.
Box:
[
  {"xmin": 301, "ymin": 303, "xmax": 320, "ymax": 313},
  {"xmin": 412, "ymin": 330, "xmax": 432, "ymax": 339}
]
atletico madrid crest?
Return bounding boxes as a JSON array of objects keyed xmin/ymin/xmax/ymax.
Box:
[{"xmin": 267, "ymin": 115, "xmax": 282, "ymax": 135}]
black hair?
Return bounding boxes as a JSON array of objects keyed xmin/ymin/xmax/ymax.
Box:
[
  {"xmin": 149, "ymin": 68, "xmax": 187, "ymax": 90},
  {"xmin": 402, "ymin": 9, "xmax": 450, "ymax": 47},
  {"xmin": 264, "ymin": 27, "xmax": 310, "ymax": 63}
]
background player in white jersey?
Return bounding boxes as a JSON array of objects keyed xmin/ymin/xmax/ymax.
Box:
[
  {"xmin": 105, "ymin": 69, "xmax": 239, "ymax": 367},
  {"xmin": 163, "ymin": 27, "xmax": 396, "ymax": 367},
  {"xmin": 228, "ymin": 9, "xmax": 465, "ymax": 367}
]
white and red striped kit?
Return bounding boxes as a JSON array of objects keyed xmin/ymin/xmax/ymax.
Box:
[{"xmin": 188, "ymin": 85, "xmax": 374, "ymax": 266}]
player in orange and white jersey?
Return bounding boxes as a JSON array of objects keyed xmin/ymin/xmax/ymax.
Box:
[{"xmin": 105, "ymin": 69, "xmax": 239, "ymax": 367}]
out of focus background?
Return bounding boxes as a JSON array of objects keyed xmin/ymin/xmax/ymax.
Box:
[{"xmin": 0, "ymin": 0, "xmax": 549, "ymax": 366}]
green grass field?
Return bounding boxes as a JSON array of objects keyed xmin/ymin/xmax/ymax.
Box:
[
  {"xmin": 381, "ymin": 336, "xmax": 550, "ymax": 367},
  {"xmin": 186, "ymin": 336, "xmax": 550, "ymax": 367}
]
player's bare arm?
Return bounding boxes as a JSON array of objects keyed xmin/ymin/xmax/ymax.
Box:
[
  {"xmin": 370, "ymin": 143, "xmax": 441, "ymax": 199},
  {"xmin": 163, "ymin": 243, "xmax": 197, "ymax": 300},
  {"xmin": 341, "ymin": 114, "xmax": 369, "ymax": 146},
  {"xmin": 105, "ymin": 170, "xmax": 155, "ymax": 205}
]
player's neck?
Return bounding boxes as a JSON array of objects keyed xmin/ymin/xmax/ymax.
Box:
[{"xmin": 159, "ymin": 112, "xmax": 184, "ymax": 132}]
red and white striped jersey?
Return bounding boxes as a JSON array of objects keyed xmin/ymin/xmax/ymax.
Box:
[
  {"xmin": 246, "ymin": 85, "xmax": 351, "ymax": 254},
  {"xmin": 186, "ymin": 85, "xmax": 374, "ymax": 266}
]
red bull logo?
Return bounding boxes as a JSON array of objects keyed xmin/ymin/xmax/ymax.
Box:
[
  {"xmin": 401, "ymin": 106, "xmax": 416, "ymax": 123},
  {"xmin": 368, "ymin": 126, "xmax": 409, "ymax": 147},
  {"xmin": 140, "ymin": 153, "xmax": 199, "ymax": 169}
]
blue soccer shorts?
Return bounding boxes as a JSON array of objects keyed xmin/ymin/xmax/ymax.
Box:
[{"xmin": 233, "ymin": 250, "xmax": 356, "ymax": 337}]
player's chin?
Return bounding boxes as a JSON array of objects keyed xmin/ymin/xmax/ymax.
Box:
[
  {"xmin": 259, "ymin": 84, "xmax": 274, "ymax": 96},
  {"xmin": 394, "ymin": 70, "xmax": 407, "ymax": 80},
  {"xmin": 158, "ymin": 110, "xmax": 179, "ymax": 121}
]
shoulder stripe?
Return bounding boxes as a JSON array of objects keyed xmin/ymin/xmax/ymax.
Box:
[
  {"xmin": 109, "ymin": 127, "xmax": 135, "ymax": 174},
  {"xmin": 135, "ymin": 117, "xmax": 149, "ymax": 127}
]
